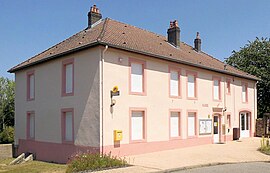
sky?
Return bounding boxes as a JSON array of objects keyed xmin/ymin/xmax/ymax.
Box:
[{"xmin": 1, "ymin": 0, "xmax": 270, "ymax": 79}]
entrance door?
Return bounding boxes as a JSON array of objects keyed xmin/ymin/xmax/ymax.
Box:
[
  {"xmin": 240, "ymin": 112, "xmax": 250, "ymax": 138},
  {"xmin": 213, "ymin": 116, "xmax": 219, "ymax": 143}
]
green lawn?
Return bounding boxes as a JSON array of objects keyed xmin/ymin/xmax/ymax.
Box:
[{"xmin": 0, "ymin": 158, "xmax": 67, "ymax": 173}]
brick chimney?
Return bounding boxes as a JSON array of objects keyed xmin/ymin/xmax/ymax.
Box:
[
  {"xmin": 194, "ymin": 32, "xmax": 201, "ymax": 52},
  {"xmin": 88, "ymin": 5, "xmax": 102, "ymax": 28},
  {"xmin": 167, "ymin": 20, "xmax": 180, "ymax": 48}
]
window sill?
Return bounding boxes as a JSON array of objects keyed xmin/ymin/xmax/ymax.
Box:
[
  {"xmin": 129, "ymin": 92, "xmax": 146, "ymax": 96},
  {"xmin": 187, "ymin": 97, "xmax": 198, "ymax": 100},
  {"xmin": 129, "ymin": 139, "xmax": 146, "ymax": 144},
  {"xmin": 169, "ymin": 136, "xmax": 182, "ymax": 140},
  {"xmin": 62, "ymin": 93, "xmax": 74, "ymax": 97},
  {"xmin": 169, "ymin": 95, "xmax": 182, "ymax": 99},
  {"xmin": 62, "ymin": 140, "xmax": 74, "ymax": 145}
]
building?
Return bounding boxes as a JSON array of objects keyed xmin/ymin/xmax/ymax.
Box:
[{"xmin": 9, "ymin": 5, "xmax": 259, "ymax": 163}]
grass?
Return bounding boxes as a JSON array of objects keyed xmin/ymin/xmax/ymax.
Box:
[
  {"xmin": 0, "ymin": 158, "xmax": 67, "ymax": 173},
  {"xmin": 66, "ymin": 152, "xmax": 128, "ymax": 173}
]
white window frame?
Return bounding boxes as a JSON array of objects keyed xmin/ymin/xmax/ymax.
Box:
[
  {"xmin": 170, "ymin": 111, "xmax": 181, "ymax": 138},
  {"xmin": 187, "ymin": 73, "xmax": 196, "ymax": 98},
  {"xmin": 188, "ymin": 112, "xmax": 196, "ymax": 137},
  {"xmin": 169, "ymin": 68, "xmax": 181, "ymax": 97},
  {"xmin": 129, "ymin": 58, "xmax": 146, "ymax": 95},
  {"xmin": 130, "ymin": 109, "xmax": 146, "ymax": 142}
]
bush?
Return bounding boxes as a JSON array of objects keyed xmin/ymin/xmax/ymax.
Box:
[
  {"xmin": 0, "ymin": 126, "xmax": 14, "ymax": 144},
  {"xmin": 66, "ymin": 152, "xmax": 128, "ymax": 173},
  {"xmin": 259, "ymin": 136, "xmax": 270, "ymax": 155}
]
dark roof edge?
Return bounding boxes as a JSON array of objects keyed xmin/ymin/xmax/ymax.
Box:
[
  {"xmin": 8, "ymin": 42, "xmax": 100, "ymax": 73},
  {"xmin": 98, "ymin": 42, "xmax": 259, "ymax": 81},
  {"xmin": 8, "ymin": 41, "xmax": 259, "ymax": 81}
]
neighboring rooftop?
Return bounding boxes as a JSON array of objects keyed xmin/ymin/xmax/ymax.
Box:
[{"xmin": 8, "ymin": 6, "xmax": 259, "ymax": 81}]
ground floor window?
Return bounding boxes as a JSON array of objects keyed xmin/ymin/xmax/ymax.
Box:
[
  {"xmin": 188, "ymin": 112, "xmax": 196, "ymax": 137},
  {"xmin": 131, "ymin": 110, "xmax": 145, "ymax": 141},
  {"xmin": 170, "ymin": 112, "xmax": 181, "ymax": 138},
  {"xmin": 27, "ymin": 111, "xmax": 35, "ymax": 139},
  {"xmin": 61, "ymin": 108, "xmax": 74, "ymax": 143}
]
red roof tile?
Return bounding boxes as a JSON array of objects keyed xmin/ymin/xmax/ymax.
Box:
[{"xmin": 8, "ymin": 18, "xmax": 258, "ymax": 81}]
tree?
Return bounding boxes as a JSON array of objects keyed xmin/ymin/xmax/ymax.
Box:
[
  {"xmin": 225, "ymin": 37, "xmax": 270, "ymax": 118},
  {"xmin": 0, "ymin": 77, "xmax": 15, "ymax": 131}
]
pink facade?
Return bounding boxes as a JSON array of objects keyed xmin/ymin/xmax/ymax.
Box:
[{"xmin": 12, "ymin": 46, "xmax": 257, "ymax": 163}]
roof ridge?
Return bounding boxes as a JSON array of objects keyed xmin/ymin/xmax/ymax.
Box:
[{"xmin": 97, "ymin": 18, "xmax": 109, "ymax": 42}]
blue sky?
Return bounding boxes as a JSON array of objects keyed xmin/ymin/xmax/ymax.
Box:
[{"xmin": 1, "ymin": 0, "xmax": 270, "ymax": 79}]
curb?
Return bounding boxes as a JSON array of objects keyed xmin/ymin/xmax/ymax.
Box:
[{"xmin": 154, "ymin": 161, "xmax": 270, "ymax": 173}]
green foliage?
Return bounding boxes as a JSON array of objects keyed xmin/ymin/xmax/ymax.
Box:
[
  {"xmin": 225, "ymin": 37, "xmax": 270, "ymax": 118},
  {"xmin": 0, "ymin": 77, "xmax": 15, "ymax": 131},
  {"xmin": 260, "ymin": 136, "xmax": 270, "ymax": 155},
  {"xmin": 0, "ymin": 126, "xmax": 14, "ymax": 143},
  {"xmin": 66, "ymin": 152, "xmax": 128, "ymax": 173}
]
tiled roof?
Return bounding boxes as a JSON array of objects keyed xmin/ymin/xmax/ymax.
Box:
[{"xmin": 8, "ymin": 18, "xmax": 259, "ymax": 81}]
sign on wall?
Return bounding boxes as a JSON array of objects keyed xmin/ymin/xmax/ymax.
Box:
[{"xmin": 199, "ymin": 119, "xmax": 212, "ymax": 135}]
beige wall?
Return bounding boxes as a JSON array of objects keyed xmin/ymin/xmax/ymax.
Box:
[
  {"xmin": 102, "ymin": 48, "xmax": 257, "ymax": 146},
  {"xmin": 15, "ymin": 47, "xmax": 101, "ymax": 147}
]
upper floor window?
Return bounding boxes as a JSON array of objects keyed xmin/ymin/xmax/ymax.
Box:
[
  {"xmin": 213, "ymin": 77, "xmax": 221, "ymax": 101},
  {"xmin": 169, "ymin": 68, "xmax": 181, "ymax": 97},
  {"xmin": 62, "ymin": 59, "xmax": 74, "ymax": 96},
  {"xmin": 226, "ymin": 79, "xmax": 231, "ymax": 94},
  {"xmin": 187, "ymin": 72, "xmax": 197, "ymax": 98},
  {"xmin": 27, "ymin": 70, "xmax": 35, "ymax": 101},
  {"xmin": 129, "ymin": 58, "xmax": 146, "ymax": 95},
  {"xmin": 242, "ymin": 83, "xmax": 248, "ymax": 103}
]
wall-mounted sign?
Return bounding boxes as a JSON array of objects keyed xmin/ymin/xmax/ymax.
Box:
[
  {"xmin": 199, "ymin": 119, "xmax": 212, "ymax": 135},
  {"xmin": 111, "ymin": 86, "xmax": 120, "ymax": 98}
]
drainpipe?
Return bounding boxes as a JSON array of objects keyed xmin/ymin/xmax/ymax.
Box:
[
  {"xmin": 223, "ymin": 77, "xmax": 227, "ymax": 143},
  {"xmin": 100, "ymin": 45, "xmax": 108, "ymax": 155},
  {"xmin": 254, "ymin": 81, "xmax": 258, "ymax": 136}
]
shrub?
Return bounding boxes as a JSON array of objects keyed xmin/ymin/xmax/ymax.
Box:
[
  {"xmin": 66, "ymin": 152, "xmax": 128, "ymax": 173},
  {"xmin": 259, "ymin": 136, "xmax": 270, "ymax": 155},
  {"xmin": 0, "ymin": 126, "xmax": 14, "ymax": 143}
]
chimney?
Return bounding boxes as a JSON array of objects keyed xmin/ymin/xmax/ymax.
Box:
[
  {"xmin": 167, "ymin": 20, "xmax": 180, "ymax": 48},
  {"xmin": 194, "ymin": 32, "xmax": 201, "ymax": 52},
  {"xmin": 88, "ymin": 5, "xmax": 102, "ymax": 28}
]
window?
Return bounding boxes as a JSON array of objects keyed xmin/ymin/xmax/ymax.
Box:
[
  {"xmin": 226, "ymin": 79, "xmax": 231, "ymax": 94},
  {"xmin": 61, "ymin": 109, "xmax": 74, "ymax": 143},
  {"xmin": 169, "ymin": 68, "xmax": 181, "ymax": 97},
  {"xmin": 188, "ymin": 112, "xmax": 196, "ymax": 137},
  {"xmin": 187, "ymin": 73, "xmax": 196, "ymax": 98},
  {"xmin": 227, "ymin": 114, "xmax": 231, "ymax": 128},
  {"xmin": 213, "ymin": 78, "xmax": 221, "ymax": 101},
  {"xmin": 27, "ymin": 71, "xmax": 35, "ymax": 101},
  {"xmin": 129, "ymin": 59, "xmax": 146, "ymax": 95},
  {"xmin": 27, "ymin": 111, "xmax": 35, "ymax": 139},
  {"xmin": 130, "ymin": 110, "xmax": 145, "ymax": 142},
  {"xmin": 170, "ymin": 112, "xmax": 180, "ymax": 138},
  {"xmin": 62, "ymin": 59, "xmax": 74, "ymax": 96},
  {"xmin": 242, "ymin": 83, "xmax": 248, "ymax": 103}
]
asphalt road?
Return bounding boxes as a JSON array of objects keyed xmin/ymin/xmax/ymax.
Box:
[{"xmin": 173, "ymin": 162, "xmax": 270, "ymax": 173}]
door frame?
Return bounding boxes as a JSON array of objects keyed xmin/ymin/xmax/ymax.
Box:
[
  {"xmin": 239, "ymin": 111, "xmax": 251, "ymax": 138},
  {"xmin": 212, "ymin": 113, "xmax": 222, "ymax": 143}
]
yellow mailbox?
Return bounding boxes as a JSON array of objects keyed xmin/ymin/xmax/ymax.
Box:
[{"xmin": 114, "ymin": 130, "xmax": 123, "ymax": 141}]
